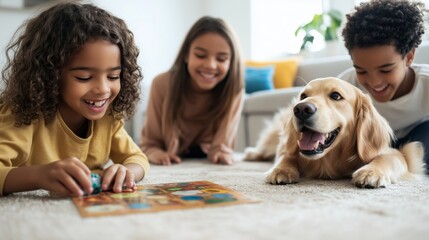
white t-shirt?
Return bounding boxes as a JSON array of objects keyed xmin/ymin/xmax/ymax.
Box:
[{"xmin": 338, "ymin": 63, "xmax": 429, "ymax": 138}]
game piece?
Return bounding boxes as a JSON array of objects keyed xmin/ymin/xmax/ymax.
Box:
[
  {"xmin": 91, "ymin": 173, "xmax": 102, "ymax": 194},
  {"xmin": 72, "ymin": 180, "xmax": 259, "ymax": 217}
]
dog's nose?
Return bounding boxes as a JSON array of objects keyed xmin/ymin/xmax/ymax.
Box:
[{"xmin": 294, "ymin": 102, "xmax": 317, "ymax": 120}]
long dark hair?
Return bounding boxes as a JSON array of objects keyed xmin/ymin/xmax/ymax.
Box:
[
  {"xmin": 1, "ymin": 2, "xmax": 142, "ymax": 126},
  {"xmin": 165, "ymin": 16, "xmax": 243, "ymax": 134}
]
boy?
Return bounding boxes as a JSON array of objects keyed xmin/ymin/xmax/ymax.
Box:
[{"xmin": 338, "ymin": 0, "xmax": 429, "ymax": 171}]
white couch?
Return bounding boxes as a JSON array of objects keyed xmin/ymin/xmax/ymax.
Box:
[{"xmin": 235, "ymin": 41, "xmax": 429, "ymax": 152}]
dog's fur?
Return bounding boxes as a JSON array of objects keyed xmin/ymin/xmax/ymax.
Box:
[{"xmin": 244, "ymin": 77, "xmax": 425, "ymax": 188}]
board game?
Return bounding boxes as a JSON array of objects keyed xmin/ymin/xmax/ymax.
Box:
[{"xmin": 72, "ymin": 180, "xmax": 259, "ymax": 217}]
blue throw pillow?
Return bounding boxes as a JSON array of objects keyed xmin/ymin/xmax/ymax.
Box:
[{"xmin": 245, "ymin": 65, "xmax": 275, "ymax": 93}]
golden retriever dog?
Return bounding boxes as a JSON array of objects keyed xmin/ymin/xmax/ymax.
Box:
[{"xmin": 244, "ymin": 77, "xmax": 425, "ymax": 188}]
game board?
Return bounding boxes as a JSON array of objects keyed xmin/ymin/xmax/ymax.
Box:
[{"xmin": 72, "ymin": 180, "xmax": 259, "ymax": 217}]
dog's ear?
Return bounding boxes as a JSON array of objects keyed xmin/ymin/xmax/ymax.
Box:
[{"xmin": 355, "ymin": 93, "xmax": 394, "ymax": 163}]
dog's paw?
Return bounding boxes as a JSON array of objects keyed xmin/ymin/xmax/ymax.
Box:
[
  {"xmin": 266, "ymin": 167, "xmax": 299, "ymax": 185},
  {"xmin": 352, "ymin": 166, "xmax": 390, "ymax": 188},
  {"xmin": 243, "ymin": 147, "xmax": 261, "ymax": 161}
]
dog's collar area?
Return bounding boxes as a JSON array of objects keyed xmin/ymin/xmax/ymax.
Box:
[{"xmin": 298, "ymin": 127, "xmax": 340, "ymax": 155}]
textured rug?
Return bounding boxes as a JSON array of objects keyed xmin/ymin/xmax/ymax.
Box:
[{"xmin": 1, "ymin": 157, "xmax": 428, "ymax": 240}]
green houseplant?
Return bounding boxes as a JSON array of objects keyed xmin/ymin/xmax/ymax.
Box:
[{"xmin": 295, "ymin": 9, "xmax": 343, "ymax": 50}]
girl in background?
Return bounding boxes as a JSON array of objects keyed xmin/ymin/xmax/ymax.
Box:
[
  {"xmin": 0, "ymin": 2, "xmax": 149, "ymax": 196},
  {"xmin": 140, "ymin": 16, "xmax": 244, "ymax": 165}
]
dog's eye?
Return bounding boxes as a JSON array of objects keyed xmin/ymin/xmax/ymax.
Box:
[
  {"xmin": 300, "ymin": 93, "xmax": 307, "ymax": 100},
  {"xmin": 330, "ymin": 92, "xmax": 343, "ymax": 100}
]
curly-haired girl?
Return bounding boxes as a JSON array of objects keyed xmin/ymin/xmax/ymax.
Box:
[
  {"xmin": 339, "ymin": 0, "xmax": 429, "ymax": 171},
  {"xmin": 140, "ymin": 16, "xmax": 244, "ymax": 165},
  {"xmin": 0, "ymin": 2, "xmax": 149, "ymax": 196}
]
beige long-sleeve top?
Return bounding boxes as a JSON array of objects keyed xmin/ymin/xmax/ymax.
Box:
[{"xmin": 140, "ymin": 72, "xmax": 244, "ymax": 161}]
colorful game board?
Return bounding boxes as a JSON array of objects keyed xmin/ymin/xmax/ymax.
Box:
[{"xmin": 72, "ymin": 181, "xmax": 259, "ymax": 217}]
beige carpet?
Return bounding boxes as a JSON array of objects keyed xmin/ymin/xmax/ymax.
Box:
[{"xmin": 1, "ymin": 157, "xmax": 429, "ymax": 240}]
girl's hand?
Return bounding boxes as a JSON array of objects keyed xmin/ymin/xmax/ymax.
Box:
[
  {"xmin": 37, "ymin": 157, "xmax": 92, "ymax": 196},
  {"xmin": 210, "ymin": 151, "xmax": 234, "ymax": 165},
  {"xmin": 101, "ymin": 164, "xmax": 137, "ymax": 193},
  {"xmin": 149, "ymin": 151, "xmax": 181, "ymax": 166}
]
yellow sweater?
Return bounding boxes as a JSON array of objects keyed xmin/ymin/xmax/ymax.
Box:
[{"xmin": 0, "ymin": 104, "xmax": 149, "ymax": 196}]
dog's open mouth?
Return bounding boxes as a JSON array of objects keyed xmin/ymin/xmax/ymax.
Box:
[{"xmin": 298, "ymin": 127, "xmax": 340, "ymax": 155}]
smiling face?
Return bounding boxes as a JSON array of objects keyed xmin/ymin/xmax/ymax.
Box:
[
  {"xmin": 186, "ymin": 32, "xmax": 231, "ymax": 92},
  {"xmin": 59, "ymin": 39, "xmax": 121, "ymax": 132},
  {"xmin": 350, "ymin": 45, "xmax": 415, "ymax": 102},
  {"xmin": 291, "ymin": 78, "xmax": 359, "ymax": 159}
]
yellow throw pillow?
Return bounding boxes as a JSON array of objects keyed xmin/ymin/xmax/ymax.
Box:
[{"xmin": 245, "ymin": 58, "xmax": 301, "ymax": 88}]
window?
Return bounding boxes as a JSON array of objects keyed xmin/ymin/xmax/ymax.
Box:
[
  {"xmin": 250, "ymin": 0, "xmax": 324, "ymax": 59},
  {"xmin": 249, "ymin": 0, "xmax": 428, "ymax": 59}
]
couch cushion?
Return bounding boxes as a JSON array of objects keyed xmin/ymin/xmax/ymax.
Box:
[
  {"xmin": 244, "ymin": 65, "xmax": 275, "ymax": 93},
  {"xmin": 293, "ymin": 55, "xmax": 352, "ymax": 86},
  {"xmin": 246, "ymin": 58, "xmax": 300, "ymax": 89},
  {"xmin": 243, "ymin": 87, "xmax": 303, "ymax": 113}
]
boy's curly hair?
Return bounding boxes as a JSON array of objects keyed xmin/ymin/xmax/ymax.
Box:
[
  {"xmin": 0, "ymin": 2, "xmax": 142, "ymax": 126},
  {"xmin": 342, "ymin": 0, "xmax": 426, "ymax": 57}
]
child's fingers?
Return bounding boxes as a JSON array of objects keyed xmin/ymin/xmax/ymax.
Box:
[
  {"xmin": 211, "ymin": 154, "xmax": 220, "ymax": 164},
  {"xmin": 52, "ymin": 180, "xmax": 87, "ymax": 197},
  {"xmin": 69, "ymin": 157, "xmax": 91, "ymax": 175},
  {"xmin": 101, "ymin": 167, "xmax": 116, "ymax": 191},
  {"xmin": 111, "ymin": 168, "xmax": 127, "ymax": 192},
  {"xmin": 100, "ymin": 166, "xmax": 135, "ymax": 192},
  {"xmin": 160, "ymin": 155, "xmax": 172, "ymax": 166},
  {"xmin": 59, "ymin": 172, "xmax": 85, "ymax": 196},
  {"xmin": 48, "ymin": 182, "xmax": 73, "ymax": 197},
  {"xmin": 221, "ymin": 153, "xmax": 232, "ymax": 164},
  {"xmin": 125, "ymin": 172, "xmax": 136, "ymax": 189},
  {"xmin": 220, "ymin": 155, "xmax": 234, "ymax": 165},
  {"xmin": 64, "ymin": 163, "xmax": 92, "ymax": 194},
  {"xmin": 47, "ymin": 158, "xmax": 92, "ymax": 195},
  {"xmin": 170, "ymin": 155, "xmax": 181, "ymax": 164},
  {"xmin": 211, "ymin": 152, "xmax": 234, "ymax": 165}
]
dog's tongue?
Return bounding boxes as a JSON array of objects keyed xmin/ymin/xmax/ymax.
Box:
[{"xmin": 298, "ymin": 130, "xmax": 326, "ymax": 150}]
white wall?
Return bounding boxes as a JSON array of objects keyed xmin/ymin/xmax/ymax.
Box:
[
  {"xmin": 203, "ymin": 0, "xmax": 251, "ymax": 61},
  {"xmin": 0, "ymin": 6, "xmax": 43, "ymax": 91}
]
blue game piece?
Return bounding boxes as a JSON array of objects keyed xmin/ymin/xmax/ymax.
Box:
[{"xmin": 91, "ymin": 173, "xmax": 102, "ymax": 194}]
